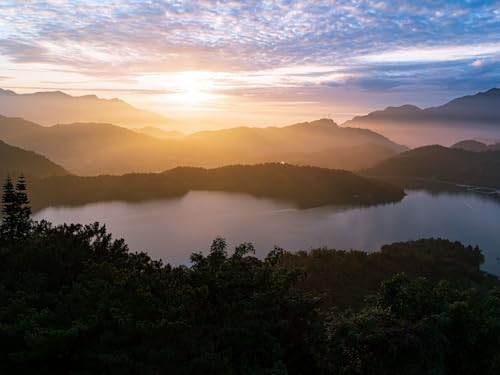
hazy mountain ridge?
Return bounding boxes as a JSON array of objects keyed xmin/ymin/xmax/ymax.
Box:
[
  {"xmin": 134, "ymin": 126, "xmax": 185, "ymax": 139},
  {"xmin": 345, "ymin": 88, "xmax": 500, "ymax": 126},
  {"xmin": 0, "ymin": 139, "xmax": 69, "ymax": 179},
  {"xmin": 343, "ymin": 88, "xmax": 500, "ymax": 146},
  {"xmin": 452, "ymin": 139, "xmax": 500, "ymax": 152},
  {"xmin": 0, "ymin": 115, "xmax": 406, "ymax": 175},
  {"xmin": 0, "ymin": 88, "xmax": 172, "ymax": 128}
]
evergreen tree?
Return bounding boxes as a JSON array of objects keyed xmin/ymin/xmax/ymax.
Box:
[
  {"xmin": 15, "ymin": 175, "xmax": 31, "ymax": 238},
  {"xmin": 1, "ymin": 176, "xmax": 19, "ymax": 239},
  {"xmin": 0, "ymin": 175, "xmax": 32, "ymax": 240}
]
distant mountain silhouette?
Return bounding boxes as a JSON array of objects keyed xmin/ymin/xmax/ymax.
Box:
[
  {"xmin": 343, "ymin": 88, "xmax": 500, "ymax": 146},
  {"xmin": 0, "ymin": 139, "xmax": 68, "ymax": 180},
  {"xmin": 345, "ymin": 89, "xmax": 500, "ymax": 126},
  {"xmin": 28, "ymin": 163, "xmax": 405, "ymax": 211},
  {"xmin": 0, "ymin": 116, "xmax": 406, "ymax": 175},
  {"xmin": 251, "ymin": 143, "xmax": 398, "ymax": 171},
  {"xmin": 134, "ymin": 126, "xmax": 185, "ymax": 139},
  {"xmin": 0, "ymin": 88, "xmax": 171, "ymax": 127},
  {"xmin": 452, "ymin": 139, "xmax": 500, "ymax": 152},
  {"xmin": 363, "ymin": 145, "xmax": 500, "ymax": 188}
]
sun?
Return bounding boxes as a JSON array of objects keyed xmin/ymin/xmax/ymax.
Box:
[
  {"xmin": 165, "ymin": 71, "xmax": 221, "ymax": 107},
  {"xmin": 137, "ymin": 71, "xmax": 223, "ymax": 110}
]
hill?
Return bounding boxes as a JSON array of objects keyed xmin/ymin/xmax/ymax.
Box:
[
  {"xmin": 0, "ymin": 140, "xmax": 68, "ymax": 180},
  {"xmin": 134, "ymin": 126, "xmax": 185, "ymax": 139},
  {"xmin": 343, "ymin": 88, "xmax": 500, "ymax": 146},
  {"xmin": 28, "ymin": 163, "xmax": 405, "ymax": 211},
  {"xmin": 0, "ymin": 88, "xmax": 171, "ymax": 128},
  {"xmin": 0, "ymin": 116, "xmax": 406, "ymax": 175},
  {"xmin": 452, "ymin": 139, "xmax": 500, "ymax": 152},
  {"xmin": 451, "ymin": 140, "xmax": 490, "ymax": 152},
  {"xmin": 251, "ymin": 143, "xmax": 398, "ymax": 171},
  {"xmin": 363, "ymin": 145, "xmax": 500, "ymax": 188}
]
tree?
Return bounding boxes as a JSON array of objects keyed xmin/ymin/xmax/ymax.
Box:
[
  {"xmin": 316, "ymin": 274, "xmax": 500, "ymax": 375},
  {"xmin": 14, "ymin": 175, "xmax": 31, "ymax": 238},
  {"xmin": 1, "ymin": 176, "xmax": 19, "ymax": 239},
  {"xmin": 0, "ymin": 175, "xmax": 32, "ymax": 240}
]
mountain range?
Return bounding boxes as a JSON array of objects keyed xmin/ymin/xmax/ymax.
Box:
[
  {"xmin": 451, "ymin": 139, "xmax": 500, "ymax": 152},
  {"xmin": 0, "ymin": 89, "xmax": 171, "ymax": 128},
  {"xmin": 2, "ymin": 87, "xmax": 500, "ymax": 177},
  {"xmin": 343, "ymin": 88, "xmax": 500, "ymax": 146},
  {"xmin": 0, "ymin": 116, "xmax": 405, "ymax": 175},
  {"xmin": 2, "ymin": 87, "xmax": 499, "ymax": 149}
]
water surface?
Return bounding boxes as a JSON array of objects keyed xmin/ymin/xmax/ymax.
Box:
[{"xmin": 34, "ymin": 190, "xmax": 500, "ymax": 275}]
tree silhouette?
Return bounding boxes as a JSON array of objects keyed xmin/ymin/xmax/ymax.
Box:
[
  {"xmin": 1, "ymin": 175, "xmax": 32, "ymax": 240},
  {"xmin": 15, "ymin": 175, "xmax": 31, "ymax": 237},
  {"xmin": 1, "ymin": 176, "xmax": 18, "ymax": 239}
]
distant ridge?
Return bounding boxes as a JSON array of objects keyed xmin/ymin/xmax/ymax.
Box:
[
  {"xmin": 134, "ymin": 126, "xmax": 184, "ymax": 139},
  {"xmin": 0, "ymin": 115, "xmax": 406, "ymax": 175},
  {"xmin": 342, "ymin": 88, "xmax": 500, "ymax": 146},
  {"xmin": 0, "ymin": 140, "xmax": 69, "ymax": 179},
  {"xmin": 0, "ymin": 88, "xmax": 172, "ymax": 128},
  {"xmin": 344, "ymin": 88, "xmax": 500, "ymax": 127},
  {"xmin": 452, "ymin": 139, "xmax": 500, "ymax": 152}
]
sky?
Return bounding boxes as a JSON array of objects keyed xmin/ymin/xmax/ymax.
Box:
[{"xmin": 0, "ymin": 0, "xmax": 499, "ymax": 130}]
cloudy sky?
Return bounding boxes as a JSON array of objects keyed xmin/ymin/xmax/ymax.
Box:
[{"xmin": 0, "ymin": 0, "xmax": 499, "ymax": 129}]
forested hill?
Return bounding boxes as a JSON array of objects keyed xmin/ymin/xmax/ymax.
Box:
[
  {"xmin": 28, "ymin": 163, "xmax": 405, "ymax": 211},
  {"xmin": 0, "ymin": 140, "xmax": 69, "ymax": 179},
  {"xmin": 363, "ymin": 145, "xmax": 500, "ymax": 188}
]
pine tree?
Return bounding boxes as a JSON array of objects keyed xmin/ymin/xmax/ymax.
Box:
[
  {"xmin": 0, "ymin": 175, "xmax": 32, "ymax": 240},
  {"xmin": 15, "ymin": 174, "xmax": 31, "ymax": 238},
  {"xmin": 1, "ymin": 176, "xmax": 19, "ymax": 239}
]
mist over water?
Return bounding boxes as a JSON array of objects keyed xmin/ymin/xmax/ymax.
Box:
[{"xmin": 34, "ymin": 190, "xmax": 500, "ymax": 276}]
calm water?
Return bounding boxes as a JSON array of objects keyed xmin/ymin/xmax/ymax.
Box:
[{"xmin": 33, "ymin": 190, "xmax": 500, "ymax": 275}]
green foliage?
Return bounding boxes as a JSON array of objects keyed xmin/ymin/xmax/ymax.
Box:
[
  {"xmin": 279, "ymin": 239, "xmax": 496, "ymax": 309},
  {"xmin": 316, "ymin": 274, "xmax": 500, "ymax": 375},
  {"xmin": 0, "ymin": 222, "xmax": 318, "ymax": 374},
  {"xmin": 0, "ymin": 180, "xmax": 499, "ymax": 374}
]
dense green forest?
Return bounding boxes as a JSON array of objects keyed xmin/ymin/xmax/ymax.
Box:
[
  {"xmin": 1, "ymin": 177, "xmax": 499, "ymax": 374},
  {"xmin": 27, "ymin": 163, "xmax": 405, "ymax": 211}
]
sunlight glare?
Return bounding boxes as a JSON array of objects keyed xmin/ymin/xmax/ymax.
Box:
[{"xmin": 140, "ymin": 71, "xmax": 223, "ymax": 109}]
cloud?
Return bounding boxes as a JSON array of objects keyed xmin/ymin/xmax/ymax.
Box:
[
  {"xmin": 359, "ymin": 43, "xmax": 500, "ymax": 64},
  {"xmin": 0, "ymin": 0, "xmax": 498, "ymax": 103}
]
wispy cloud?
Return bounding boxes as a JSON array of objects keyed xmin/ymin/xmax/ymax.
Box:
[
  {"xmin": 0, "ymin": 0, "xmax": 499, "ymax": 124},
  {"xmin": 359, "ymin": 43, "xmax": 500, "ymax": 64}
]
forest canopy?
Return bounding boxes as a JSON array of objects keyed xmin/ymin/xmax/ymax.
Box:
[{"xmin": 0, "ymin": 178, "xmax": 499, "ymax": 374}]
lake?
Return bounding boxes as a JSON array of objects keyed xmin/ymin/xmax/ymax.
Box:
[{"xmin": 33, "ymin": 190, "xmax": 500, "ymax": 275}]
